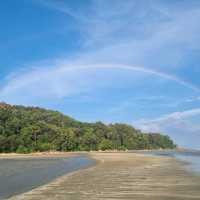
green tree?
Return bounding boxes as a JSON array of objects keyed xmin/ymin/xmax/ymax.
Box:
[
  {"xmin": 98, "ymin": 139, "xmax": 113, "ymax": 151},
  {"xmin": 81, "ymin": 128, "xmax": 98, "ymax": 151},
  {"xmin": 0, "ymin": 102, "xmax": 176, "ymax": 153}
]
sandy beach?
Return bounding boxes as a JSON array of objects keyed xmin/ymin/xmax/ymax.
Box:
[
  {"xmin": 0, "ymin": 152, "xmax": 82, "ymax": 159},
  {"xmin": 7, "ymin": 152, "xmax": 200, "ymax": 200}
]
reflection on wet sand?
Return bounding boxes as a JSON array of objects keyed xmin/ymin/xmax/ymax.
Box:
[
  {"xmin": 0, "ymin": 154, "xmax": 95, "ymax": 200},
  {"xmin": 8, "ymin": 152, "xmax": 200, "ymax": 200}
]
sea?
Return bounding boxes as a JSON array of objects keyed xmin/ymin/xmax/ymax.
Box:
[{"xmin": 139, "ymin": 150, "xmax": 200, "ymax": 175}]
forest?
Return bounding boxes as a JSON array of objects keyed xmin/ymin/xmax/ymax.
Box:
[{"xmin": 0, "ymin": 103, "xmax": 176, "ymax": 153}]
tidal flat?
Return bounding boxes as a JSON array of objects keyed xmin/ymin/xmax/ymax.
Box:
[
  {"xmin": 6, "ymin": 152, "xmax": 200, "ymax": 200},
  {"xmin": 0, "ymin": 153, "xmax": 95, "ymax": 200}
]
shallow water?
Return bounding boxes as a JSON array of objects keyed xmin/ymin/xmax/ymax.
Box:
[
  {"xmin": 140, "ymin": 150, "xmax": 200, "ymax": 175},
  {"xmin": 0, "ymin": 155, "xmax": 95, "ymax": 199}
]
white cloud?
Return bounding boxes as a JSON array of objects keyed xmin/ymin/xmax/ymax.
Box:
[
  {"xmin": 1, "ymin": 0, "xmax": 200, "ymax": 148},
  {"xmin": 1, "ymin": 62, "xmax": 199, "ymax": 106},
  {"xmin": 26, "ymin": 0, "xmax": 200, "ymax": 97},
  {"xmin": 147, "ymin": 108, "xmax": 200, "ymax": 123},
  {"xmin": 135, "ymin": 108, "xmax": 200, "ymax": 149},
  {"xmin": 2, "ymin": 1, "xmax": 200, "ymax": 106},
  {"xmin": 136, "ymin": 108, "xmax": 200, "ymax": 131},
  {"xmin": 33, "ymin": 0, "xmax": 86, "ymax": 21},
  {"xmin": 35, "ymin": 0, "xmax": 200, "ymax": 69}
]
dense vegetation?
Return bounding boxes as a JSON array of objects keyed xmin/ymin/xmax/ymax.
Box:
[{"xmin": 0, "ymin": 103, "xmax": 176, "ymax": 153}]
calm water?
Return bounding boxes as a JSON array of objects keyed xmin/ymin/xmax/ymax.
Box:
[
  {"xmin": 0, "ymin": 155, "xmax": 95, "ymax": 199},
  {"xmin": 140, "ymin": 150, "xmax": 200, "ymax": 175}
]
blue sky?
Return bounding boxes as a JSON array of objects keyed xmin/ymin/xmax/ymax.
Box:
[{"xmin": 1, "ymin": 0, "xmax": 200, "ymax": 149}]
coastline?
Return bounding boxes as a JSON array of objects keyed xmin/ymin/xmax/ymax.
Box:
[
  {"xmin": 0, "ymin": 151, "xmax": 83, "ymax": 159},
  {"xmin": 6, "ymin": 152, "xmax": 200, "ymax": 200}
]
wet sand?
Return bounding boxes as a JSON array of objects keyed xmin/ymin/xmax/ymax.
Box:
[
  {"xmin": 0, "ymin": 153, "xmax": 95, "ymax": 200},
  {"xmin": 0, "ymin": 152, "xmax": 81, "ymax": 159},
  {"xmin": 7, "ymin": 152, "xmax": 200, "ymax": 200}
]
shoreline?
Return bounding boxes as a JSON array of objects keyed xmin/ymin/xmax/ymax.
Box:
[
  {"xmin": 0, "ymin": 151, "xmax": 84, "ymax": 159},
  {"xmin": 0, "ymin": 149, "xmax": 181, "ymax": 159},
  {"xmin": 6, "ymin": 152, "xmax": 200, "ymax": 200}
]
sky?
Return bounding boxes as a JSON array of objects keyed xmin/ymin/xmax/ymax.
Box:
[{"xmin": 1, "ymin": 0, "xmax": 200, "ymax": 149}]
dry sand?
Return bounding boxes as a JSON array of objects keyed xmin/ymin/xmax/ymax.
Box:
[{"xmin": 7, "ymin": 152, "xmax": 200, "ymax": 200}]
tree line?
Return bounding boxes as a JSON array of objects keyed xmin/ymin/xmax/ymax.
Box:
[{"xmin": 0, "ymin": 103, "xmax": 176, "ymax": 153}]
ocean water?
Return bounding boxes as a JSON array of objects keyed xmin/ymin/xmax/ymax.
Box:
[
  {"xmin": 0, "ymin": 155, "xmax": 95, "ymax": 200},
  {"xmin": 140, "ymin": 150, "xmax": 200, "ymax": 175}
]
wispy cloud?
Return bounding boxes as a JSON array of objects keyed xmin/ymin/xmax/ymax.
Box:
[
  {"xmin": 136, "ymin": 108, "xmax": 200, "ymax": 126},
  {"xmin": 33, "ymin": 0, "xmax": 86, "ymax": 21},
  {"xmin": 2, "ymin": 0, "xmax": 200, "ymax": 105},
  {"xmin": 1, "ymin": 62, "xmax": 199, "ymax": 106},
  {"xmin": 1, "ymin": 0, "xmax": 200, "ymax": 148},
  {"xmin": 31, "ymin": 0, "xmax": 200, "ymax": 92},
  {"xmin": 185, "ymin": 96, "xmax": 200, "ymax": 103},
  {"xmin": 135, "ymin": 108, "xmax": 200, "ymax": 149},
  {"xmin": 36, "ymin": 0, "xmax": 200, "ymax": 65}
]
